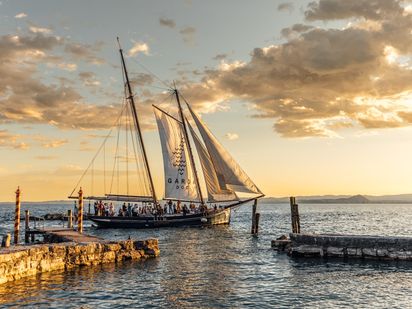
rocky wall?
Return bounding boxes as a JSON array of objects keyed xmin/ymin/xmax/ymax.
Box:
[
  {"xmin": 0, "ymin": 239, "xmax": 159, "ymax": 284},
  {"xmin": 289, "ymin": 233, "xmax": 412, "ymax": 260}
]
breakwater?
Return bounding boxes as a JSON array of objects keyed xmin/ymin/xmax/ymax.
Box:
[
  {"xmin": 0, "ymin": 238, "xmax": 159, "ymax": 284},
  {"xmin": 285, "ymin": 233, "xmax": 412, "ymax": 260}
]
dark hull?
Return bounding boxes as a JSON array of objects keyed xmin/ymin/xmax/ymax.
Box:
[{"xmin": 88, "ymin": 208, "xmax": 231, "ymax": 229}]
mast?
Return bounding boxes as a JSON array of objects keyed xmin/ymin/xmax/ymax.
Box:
[
  {"xmin": 174, "ymin": 88, "xmax": 205, "ymax": 205},
  {"xmin": 117, "ymin": 37, "xmax": 157, "ymax": 204}
]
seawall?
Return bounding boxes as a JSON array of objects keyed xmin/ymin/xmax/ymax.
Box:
[
  {"xmin": 288, "ymin": 233, "xmax": 412, "ymax": 260},
  {"xmin": 0, "ymin": 239, "xmax": 159, "ymax": 284}
]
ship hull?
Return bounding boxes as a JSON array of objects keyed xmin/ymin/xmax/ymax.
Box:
[{"xmin": 88, "ymin": 208, "xmax": 231, "ymax": 229}]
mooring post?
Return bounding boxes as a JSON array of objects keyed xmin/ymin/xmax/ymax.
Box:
[
  {"xmin": 14, "ymin": 187, "xmax": 21, "ymax": 244},
  {"xmin": 250, "ymin": 200, "xmax": 257, "ymax": 235},
  {"xmin": 255, "ymin": 212, "xmax": 260, "ymax": 235},
  {"xmin": 68, "ymin": 209, "xmax": 73, "ymax": 229},
  {"xmin": 78, "ymin": 188, "xmax": 83, "ymax": 233},
  {"xmin": 290, "ymin": 196, "xmax": 301, "ymax": 233},
  {"xmin": 25, "ymin": 210, "xmax": 30, "ymax": 243},
  {"xmin": 2, "ymin": 234, "xmax": 11, "ymax": 248}
]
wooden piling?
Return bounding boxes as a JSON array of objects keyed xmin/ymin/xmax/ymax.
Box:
[
  {"xmin": 14, "ymin": 187, "xmax": 21, "ymax": 244},
  {"xmin": 2, "ymin": 234, "xmax": 11, "ymax": 248},
  {"xmin": 68, "ymin": 209, "xmax": 73, "ymax": 229},
  {"xmin": 255, "ymin": 213, "xmax": 260, "ymax": 235},
  {"xmin": 78, "ymin": 188, "xmax": 83, "ymax": 233},
  {"xmin": 251, "ymin": 199, "xmax": 257, "ymax": 234},
  {"xmin": 25, "ymin": 210, "xmax": 30, "ymax": 243},
  {"xmin": 290, "ymin": 197, "xmax": 300, "ymax": 233}
]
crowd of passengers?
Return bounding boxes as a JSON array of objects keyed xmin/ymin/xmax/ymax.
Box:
[{"xmin": 91, "ymin": 199, "xmax": 220, "ymax": 217}]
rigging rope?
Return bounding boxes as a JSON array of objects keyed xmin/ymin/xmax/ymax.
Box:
[{"xmin": 68, "ymin": 102, "xmax": 127, "ymax": 198}]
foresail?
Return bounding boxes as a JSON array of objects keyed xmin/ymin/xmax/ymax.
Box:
[
  {"xmin": 188, "ymin": 122, "xmax": 238, "ymax": 202},
  {"xmin": 187, "ymin": 104, "xmax": 262, "ymax": 195},
  {"xmin": 154, "ymin": 107, "xmax": 200, "ymax": 202}
]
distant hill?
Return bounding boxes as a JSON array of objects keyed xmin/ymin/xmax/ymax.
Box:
[
  {"xmin": 262, "ymin": 194, "xmax": 412, "ymax": 204},
  {"xmin": 301, "ymin": 194, "xmax": 370, "ymax": 204}
]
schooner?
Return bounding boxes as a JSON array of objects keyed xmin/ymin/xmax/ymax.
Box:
[{"xmin": 69, "ymin": 39, "xmax": 264, "ymax": 228}]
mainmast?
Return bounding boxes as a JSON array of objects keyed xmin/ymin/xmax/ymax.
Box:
[
  {"xmin": 117, "ymin": 37, "xmax": 157, "ymax": 204},
  {"xmin": 174, "ymin": 88, "xmax": 204, "ymax": 205}
]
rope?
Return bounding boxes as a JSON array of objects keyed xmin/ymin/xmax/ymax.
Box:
[{"xmin": 69, "ymin": 101, "xmax": 127, "ymax": 198}]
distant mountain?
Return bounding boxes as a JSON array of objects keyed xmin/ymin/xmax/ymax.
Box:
[
  {"xmin": 301, "ymin": 194, "xmax": 370, "ymax": 204},
  {"xmin": 262, "ymin": 194, "xmax": 412, "ymax": 204}
]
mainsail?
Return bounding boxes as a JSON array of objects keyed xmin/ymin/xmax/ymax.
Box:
[
  {"xmin": 154, "ymin": 106, "xmax": 200, "ymax": 202},
  {"xmin": 188, "ymin": 122, "xmax": 238, "ymax": 202},
  {"xmin": 186, "ymin": 103, "xmax": 262, "ymax": 195}
]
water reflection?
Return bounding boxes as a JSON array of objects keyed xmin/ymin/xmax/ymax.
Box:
[{"xmin": 0, "ymin": 203, "xmax": 411, "ymax": 308}]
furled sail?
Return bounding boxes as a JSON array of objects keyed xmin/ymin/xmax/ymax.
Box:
[
  {"xmin": 188, "ymin": 122, "xmax": 238, "ymax": 202},
  {"xmin": 154, "ymin": 106, "xmax": 199, "ymax": 201},
  {"xmin": 187, "ymin": 103, "xmax": 262, "ymax": 195}
]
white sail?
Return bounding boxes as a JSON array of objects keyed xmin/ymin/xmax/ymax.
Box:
[
  {"xmin": 188, "ymin": 122, "xmax": 238, "ymax": 202},
  {"xmin": 154, "ymin": 107, "xmax": 199, "ymax": 201},
  {"xmin": 187, "ymin": 104, "xmax": 262, "ymax": 195}
]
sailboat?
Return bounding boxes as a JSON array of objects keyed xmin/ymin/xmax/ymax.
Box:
[{"xmin": 69, "ymin": 39, "xmax": 264, "ymax": 228}]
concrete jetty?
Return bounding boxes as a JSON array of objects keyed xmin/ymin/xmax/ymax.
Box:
[{"xmin": 273, "ymin": 233, "xmax": 412, "ymax": 261}]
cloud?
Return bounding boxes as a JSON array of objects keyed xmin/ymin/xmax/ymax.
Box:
[
  {"xmin": 0, "ymin": 130, "xmax": 29, "ymax": 150},
  {"xmin": 35, "ymin": 155, "xmax": 58, "ymax": 160},
  {"xmin": 41, "ymin": 139, "xmax": 68, "ymax": 148},
  {"xmin": 213, "ymin": 53, "xmax": 228, "ymax": 61},
  {"xmin": 29, "ymin": 26, "xmax": 52, "ymax": 34},
  {"xmin": 78, "ymin": 71, "xmax": 100, "ymax": 87},
  {"xmin": 64, "ymin": 41, "xmax": 105, "ymax": 64},
  {"xmin": 170, "ymin": 0, "xmax": 412, "ymax": 138},
  {"xmin": 159, "ymin": 17, "xmax": 176, "ymax": 28},
  {"xmin": 278, "ymin": 2, "xmax": 294, "ymax": 12},
  {"xmin": 225, "ymin": 133, "xmax": 239, "ymax": 140},
  {"xmin": 180, "ymin": 26, "xmax": 196, "ymax": 45},
  {"xmin": 15, "ymin": 13, "xmax": 27, "ymax": 19},
  {"xmin": 130, "ymin": 73, "xmax": 154, "ymax": 86},
  {"xmin": 48, "ymin": 62, "xmax": 77, "ymax": 71},
  {"xmin": 0, "ymin": 32, "xmax": 122, "ymax": 130},
  {"xmin": 128, "ymin": 41, "xmax": 149, "ymax": 57},
  {"xmin": 305, "ymin": 0, "xmax": 403, "ymax": 21}
]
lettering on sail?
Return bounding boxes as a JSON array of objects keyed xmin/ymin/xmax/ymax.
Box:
[{"xmin": 168, "ymin": 136, "xmax": 192, "ymax": 190}]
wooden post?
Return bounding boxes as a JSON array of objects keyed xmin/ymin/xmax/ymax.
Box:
[
  {"xmin": 68, "ymin": 209, "xmax": 73, "ymax": 229},
  {"xmin": 290, "ymin": 197, "xmax": 301, "ymax": 233},
  {"xmin": 78, "ymin": 188, "xmax": 83, "ymax": 233},
  {"xmin": 2, "ymin": 234, "xmax": 11, "ymax": 248},
  {"xmin": 251, "ymin": 199, "xmax": 257, "ymax": 234},
  {"xmin": 25, "ymin": 210, "xmax": 30, "ymax": 243},
  {"xmin": 255, "ymin": 212, "xmax": 260, "ymax": 235},
  {"xmin": 14, "ymin": 187, "xmax": 21, "ymax": 244}
]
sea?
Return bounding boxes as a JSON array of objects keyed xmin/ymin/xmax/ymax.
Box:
[{"xmin": 0, "ymin": 202, "xmax": 411, "ymax": 308}]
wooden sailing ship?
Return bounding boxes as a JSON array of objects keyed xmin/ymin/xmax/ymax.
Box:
[{"xmin": 69, "ymin": 39, "xmax": 263, "ymax": 228}]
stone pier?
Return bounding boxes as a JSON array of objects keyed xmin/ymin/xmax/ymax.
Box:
[
  {"xmin": 286, "ymin": 233, "xmax": 412, "ymax": 261},
  {"xmin": 0, "ymin": 239, "xmax": 159, "ymax": 284}
]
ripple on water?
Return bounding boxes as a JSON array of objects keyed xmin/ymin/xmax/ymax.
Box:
[{"xmin": 0, "ymin": 203, "xmax": 411, "ymax": 308}]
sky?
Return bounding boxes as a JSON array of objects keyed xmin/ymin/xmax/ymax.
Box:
[{"xmin": 1, "ymin": 0, "xmax": 412, "ymax": 201}]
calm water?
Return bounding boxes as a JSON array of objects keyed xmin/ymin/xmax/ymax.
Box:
[{"xmin": 0, "ymin": 202, "xmax": 411, "ymax": 308}]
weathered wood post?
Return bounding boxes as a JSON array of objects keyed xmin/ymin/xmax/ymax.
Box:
[
  {"xmin": 14, "ymin": 186, "xmax": 21, "ymax": 244},
  {"xmin": 251, "ymin": 199, "xmax": 260, "ymax": 235},
  {"xmin": 251, "ymin": 199, "xmax": 256, "ymax": 234},
  {"xmin": 255, "ymin": 212, "xmax": 260, "ymax": 235},
  {"xmin": 290, "ymin": 196, "xmax": 300, "ymax": 233},
  {"xmin": 67, "ymin": 209, "xmax": 73, "ymax": 229},
  {"xmin": 25, "ymin": 210, "xmax": 30, "ymax": 243},
  {"xmin": 2, "ymin": 234, "xmax": 11, "ymax": 248},
  {"xmin": 78, "ymin": 188, "xmax": 83, "ymax": 233}
]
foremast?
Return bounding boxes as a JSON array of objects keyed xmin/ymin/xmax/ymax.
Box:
[
  {"xmin": 117, "ymin": 37, "xmax": 158, "ymax": 204},
  {"xmin": 174, "ymin": 88, "xmax": 205, "ymax": 205}
]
